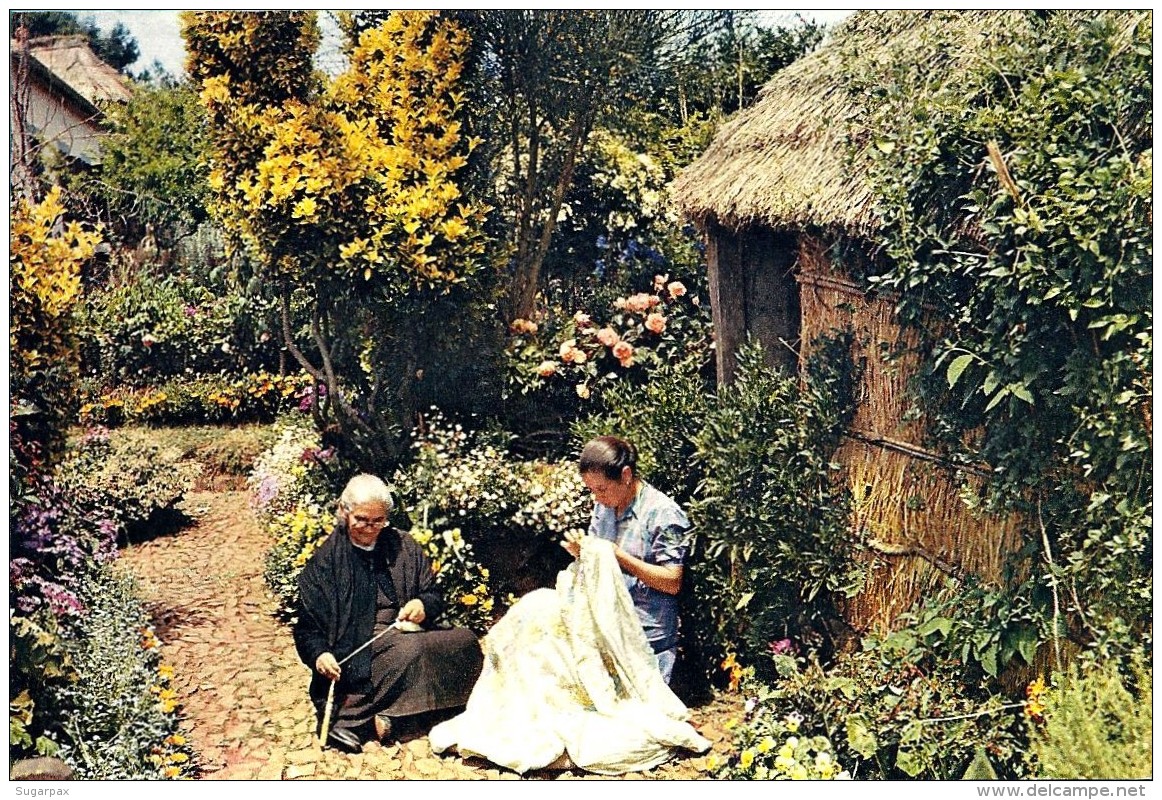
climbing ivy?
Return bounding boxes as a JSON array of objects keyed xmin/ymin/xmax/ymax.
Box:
[{"xmin": 855, "ymin": 11, "xmax": 1151, "ymax": 657}]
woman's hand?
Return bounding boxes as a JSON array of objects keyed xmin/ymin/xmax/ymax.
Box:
[
  {"xmin": 397, "ymin": 598, "xmax": 427, "ymax": 624},
  {"xmin": 560, "ymin": 529, "xmax": 583, "ymax": 559},
  {"xmin": 315, "ymin": 652, "xmax": 341, "ymax": 681}
]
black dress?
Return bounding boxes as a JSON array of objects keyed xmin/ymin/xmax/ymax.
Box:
[{"xmin": 293, "ymin": 524, "xmax": 483, "ymax": 738}]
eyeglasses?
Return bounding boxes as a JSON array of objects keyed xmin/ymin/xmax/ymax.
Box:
[{"xmin": 350, "ymin": 514, "xmax": 387, "ymax": 529}]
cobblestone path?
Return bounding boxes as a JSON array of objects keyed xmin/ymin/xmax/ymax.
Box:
[{"xmin": 119, "ymin": 490, "xmax": 737, "ymax": 780}]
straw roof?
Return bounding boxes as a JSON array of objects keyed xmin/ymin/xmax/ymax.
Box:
[
  {"xmin": 672, "ymin": 9, "xmax": 1132, "ymax": 237},
  {"xmin": 14, "ymin": 35, "xmax": 134, "ymax": 109}
]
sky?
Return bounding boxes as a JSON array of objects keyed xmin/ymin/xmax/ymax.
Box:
[{"xmin": 79, "ymin": 9, "xmax": 857, "ymax": 80}]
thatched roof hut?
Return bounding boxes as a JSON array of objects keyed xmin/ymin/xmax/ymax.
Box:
[
  {"xmin": 672, "ymin": 10, "xmax": 1062, "ymax": 633},
  {"xmin": 675, "ymin": 9, "xmax": 1046, "ymax": 237}
]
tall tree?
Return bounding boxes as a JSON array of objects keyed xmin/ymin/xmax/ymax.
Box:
[
  {"xmin": 462, "ymin": 11, "xmax": 735, "ymax": 321},
  {"xmin": 184, "ymin": 10, "xmax": 490, "ymax": 471}
]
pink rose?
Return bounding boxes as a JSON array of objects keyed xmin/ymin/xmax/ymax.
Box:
[
  {"xmin": 536, "ymin": 360, "xmax": 558, "ymax": 377},
  {"xmin": 613, "ymin": 341, "xmax": 634, "ymax": 368},
  {"xmin": 559, "ymin": 339, "xmax": 577, "ymax": 360},
  {"xmin": 573, "ymin": 311, "xmax": 592, "ymax": 328},
  {"xmin": 645, "ymin": 313, "xmax": 666, "ymax": 334},
  {"xmin": 653, "ymin": 273, "xmax": 670, "ymax": 291},
  {"xmin": 667, "ymin": 281, "xmax": 687, "ymax": 298},
  {"xmin": 596, "ymin": 327, "xmax": 620, "ymax": 348}
]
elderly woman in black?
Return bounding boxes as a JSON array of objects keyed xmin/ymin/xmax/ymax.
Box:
[{"xmin": 293, "ymin": 474, "xmax": 483, "ymax": 752}]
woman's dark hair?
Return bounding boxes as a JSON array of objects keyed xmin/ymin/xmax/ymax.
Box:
[{"xmin": 578, "ymin": 435, "xmax": 637, "ymax": 481}]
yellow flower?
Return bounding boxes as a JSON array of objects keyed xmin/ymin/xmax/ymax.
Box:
[
  {"xmin": 724, "ymin": 718, "xmax": 739, "ymax": 731},
  {"xmin": 790, "ymin": 764, "xmax": 809, "ymax": 780},
  {"xmin": 705, "ymin": 754, "xmax": 720, "ymax": 771},
  {"xmin": 757, "ymin": 736, "xmax": 776, "ymax": 754},
  {"xmin": 158, "ymin": 665, "xmax": 175, "ymax": 680},
  {"xmin": 739, "ymin": 749, "xmax": 755, "ymax": 770},
  {"xmin": 778, "ymin": 743, "xmax": 794, "ymax": 760},
  {"xmin": 460, "ymin": 594, "xmax": 478, "ymax": 606},
  {"xmin": 163, "ymin": 766, "xmax": 181, "ymax": 778},
  {"xmin": 168, "ymin": 752, "xmax": 189, "ymax": 763},
  {"xmin": 165, "ymin": 734, "xmax": 187, "ymax": 746}
]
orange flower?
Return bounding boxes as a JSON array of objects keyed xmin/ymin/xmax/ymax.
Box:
[
  {"xmin": 645, "ymin": 312, "xmax": 667, "ymax": 334},
  {"xmin": 596, "ymin": 327, "xmax": 620, "ymax": 348},
  {"xmin": 573, "ymin": 311, "xmax": 593, "ymax": 328},
  {"xmin": 667, "ymin": 281, "xmax": 687, "ymax": 298},
  {"xmin": 653, "ymin": 273, "xmax": 670, "ymax": 291},
  {"xmin": 536, "ymin": 360, "xmax": 558, "ymax": 377},
  {"xmin": 613, "ymin": 341, "xmax": 634, "ymax": 368},
  {"xmin": 625, "ymin": 293, "xmax": 654, "ymax": 314},
  {"xmin": 721, "ymin": 652, "xmax": 743, "ymax": 693}
]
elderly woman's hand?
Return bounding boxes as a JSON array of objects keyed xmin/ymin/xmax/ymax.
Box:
[
  {"xmin": 397, "ymin": 598, "xmax": 427, "ymax": 624},
  {"xmin": 315, "ymin": 652, "xmax": 341, "ymax": 681}
]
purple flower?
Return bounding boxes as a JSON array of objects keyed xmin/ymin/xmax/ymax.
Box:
[
  {"xmin": 254, "ymin": 475, "xmax": 279, "ymax": 508},
  {"xmin": 183, "ymin": 305, "xmax": 199, "ymax": 317},
  {"xmin": 769, "ymin": 638, "xmax": 797, "ymax": 656}
]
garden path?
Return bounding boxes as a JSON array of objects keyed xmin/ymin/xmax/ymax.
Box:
[{"xmin": 119, "ymin": 489, "xmax": 736, "ymax": 780}]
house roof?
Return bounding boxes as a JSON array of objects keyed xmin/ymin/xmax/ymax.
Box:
[
  {"xmin": 671, "ymin": 9, "xmax": 1146, "ymax": 238},
  {"xmin": 13, "ymin": 34, "xmax": 135, "ymax": 111}
]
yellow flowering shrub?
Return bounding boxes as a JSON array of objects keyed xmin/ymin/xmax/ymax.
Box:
[{"xmin": 11, "ymin": 187, "xmax": 102, "ymax": 457}]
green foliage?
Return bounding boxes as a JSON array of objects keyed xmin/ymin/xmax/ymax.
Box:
[
  {"xmin": 756, "ymin": 641, "xmax": 1029, "ymax": 780},
  {"xmin": 89, "ymin": 84, "xmax": 211, "ymax": 248},
  {"xmin": 507, "ymin": 274, "xmax": 714, "ymax": 445},
  {"xmin": 78, "ymin": 271, "xmax": 281, "ymax": 388},
  {"xmin": 857, "ymin": 11, "xmax": 1152, "ymax": 657},
  {"xmin": 392, "ymin": 411, "xmax": 588, "ymax": 596},
  {"xmin": 666, "ymin": 12, "xmax": 824, "ymax": 119},
  {"xmin": 55, "ymin": 428, "xmax": 199, "ymax": 536},
  {"xmin": 1029, "ymin": 655, "xmax": 1152, "ymax": 779},
  {"xmin": 10, "ymin": 611, "xmax": 75, "ymax": 758},
  {"xmin": 47, "ymin": 566, "xmax": 195, "ymax": 779},
  {"xmin": 690, "ymin": 337, "xmax": 864, "ymax": 677}
]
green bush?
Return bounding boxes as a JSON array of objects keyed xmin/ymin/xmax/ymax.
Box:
[
  {"xmin": 1029, "ymin": 655, "xmax": 1152, "ymax": 779},
  {"xmin": 55, "ymin": 428, "xmax": 199, "ymax": 536},
  {"xmin": 748, "ymin": 641, "xmax": 1029, "ymax": 780},
  {"xmin": 47, "ymin": 564, "xmax": 196, "ymax": 779},
  {"xmin": 77, "ymin": 271, "xmax": 281, "ymax": 388},
  {"xmin": 690, "ymin": 337, "xmax": 863, "ymax": 678}
]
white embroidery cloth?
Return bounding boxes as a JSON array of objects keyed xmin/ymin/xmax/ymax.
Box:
[{"xmin": 429, "ymin": 537, "xmax": 710, "ymax": 774}]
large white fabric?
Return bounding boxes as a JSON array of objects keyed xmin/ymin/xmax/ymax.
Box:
[{"xmin": 429, "ymin": 537, "xmax": 710, "ymax": 774}]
